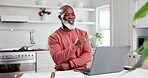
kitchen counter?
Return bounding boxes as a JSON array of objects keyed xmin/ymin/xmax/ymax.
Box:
[
  {"xmin": 27, "ymin": 49, "xmax": 48, "ymax": 51},
  {"xmin": 14, "ymin": 68, "xmax": 148, "ymax": 78},
  {"xmin": 0, "ymin": 49, "xmax": 48, "ymax": 52}
]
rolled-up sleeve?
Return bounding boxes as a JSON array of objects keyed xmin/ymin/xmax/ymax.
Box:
[{"xmin": 69, "ymin": 32, "xmax": 92, "ymax": 68}]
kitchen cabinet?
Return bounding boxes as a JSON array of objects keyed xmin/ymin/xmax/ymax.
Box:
[
  {"xmin": 0, "ymin": 4, "xmax": 95, "ymax": 25},
  {"xmin": 110, "ymin": 0, "xmax": 147, "ymax": 69},
  {"xmin": 130, "ymin": 0, "xmax": 148, "ymax": 50},
  {"xmin": 133, "ymin": 0, "xmax": 148, "ymax": 28},
  {"xmin": 36, "ymin": 51, "xmax": 55, "ymax": 72},
  {"xmin": 126, "ymin": 0, "xmax": 148, "ymax": 69}
]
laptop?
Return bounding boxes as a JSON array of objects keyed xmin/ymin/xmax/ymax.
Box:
[{"xmin": 75, "ymin": 46, "xmax": 130, "ymax": 75}]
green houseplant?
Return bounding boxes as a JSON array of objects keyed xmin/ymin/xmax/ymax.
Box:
[
  {"xmin": 129, "ymin": 1, "xmax": 148, "ymax": 71},
  {"xmin": 38, "ymin": 8, "xmax": 51, "ymax": 16}
]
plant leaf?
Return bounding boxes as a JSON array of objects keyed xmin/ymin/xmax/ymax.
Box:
[
  {"xmin": 137, "ymin": 37, "xmax": 148, "ymax": 55},
  {"xmin": 145, "ymin": 56, "xmax": 148, "ymax": 61},
  {"xmin": 142, "ymin": 43, "xmax": 148, "ymax": 58},
  {"xmin": 144, "ymin": 38, "xmax": 148, "ymax": 62},
  {"xmin": 135, "ymin": 44, "xmax": 144, "ymax": 55},
  {"xmin": 133, "ymin": 2, "xmax": 148, "ymax": 21}
]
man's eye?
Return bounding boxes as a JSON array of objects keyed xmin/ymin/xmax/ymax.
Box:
[
  {"xmin": 65, "ymin": 14, "xmax": 69, "ymax": 16},
  {"xmin": 72, "ymin": 14, "xmax": 75, "ymax": 16}
]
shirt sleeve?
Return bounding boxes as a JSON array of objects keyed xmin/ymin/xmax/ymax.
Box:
[
  {"xmin": 69, "ymin": 32, "xmax": 92, "ymax": 68},
  {"xmin": 48, "ymin": 34, "xmax": 78, "ymax": 65}
]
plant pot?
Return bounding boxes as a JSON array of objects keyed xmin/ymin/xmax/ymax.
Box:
[
  {"xmin": 41, "ymin": 14, "xmax": 49, "ymax": 21},
  {"xmin": 95, "ymin": 39, "xmax": 101, "ymax": 47}
]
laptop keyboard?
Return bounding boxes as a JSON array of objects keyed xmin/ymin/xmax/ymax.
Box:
[{"xmin": 75, "ymin": 68, "xmax": 91, "ymax": 72}]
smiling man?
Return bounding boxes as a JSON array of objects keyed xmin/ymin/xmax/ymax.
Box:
[{"xmin": 48, "ymin": 5, "xmax": 92, "ymax": 71}]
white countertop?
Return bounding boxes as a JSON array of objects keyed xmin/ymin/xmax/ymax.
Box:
[
  {"xmin": 17, "ymin": 68, "xmax": 148, "ymax": 78},
  {"xmin": 86, "ymin": 68, "xmax": 148, "ymax": 78}
]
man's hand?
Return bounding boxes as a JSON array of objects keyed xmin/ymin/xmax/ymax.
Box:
[
  {"xmin": 74, "ymin": 37, "xmax": 86, "ymax": 48},
  {"xmin": 55, "ymin": 63, "xmax": 69, "ymax": 71}
]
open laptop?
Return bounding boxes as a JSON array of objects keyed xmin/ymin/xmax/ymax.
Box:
[{"xmin": 75, "ymin": 46, "xmax": 130, "ymax": 75}]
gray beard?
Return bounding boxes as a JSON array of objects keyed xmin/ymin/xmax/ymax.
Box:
[{"xmin": 61, "ymin": 19, "xmax": 76, "ymax": 30}]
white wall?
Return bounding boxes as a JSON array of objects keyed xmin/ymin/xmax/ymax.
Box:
[
  {"xmin": 110, "ymin": 0, "xmax": 130, "ymax": 46},
  {"xmin": 0, "ymin": 0, "xmax": 93, "ymax": 49}
]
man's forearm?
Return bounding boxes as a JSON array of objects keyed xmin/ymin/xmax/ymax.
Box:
[
  {"xmin": 69, "ymin": 51, "xmax": 92, "ymax": 68},
  {"xmin": 50, "ymin": 44, "xmax": 78, "ymax": 65}
]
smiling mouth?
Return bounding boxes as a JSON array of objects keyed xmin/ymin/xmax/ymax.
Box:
[{"xmin": 68, "ymin": 19, "xmax": 75, "ymax": 24}]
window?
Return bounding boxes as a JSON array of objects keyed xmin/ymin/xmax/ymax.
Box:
[{"xmin": 96, "ymin": 5, "xmax": 110, "ymax": 46}]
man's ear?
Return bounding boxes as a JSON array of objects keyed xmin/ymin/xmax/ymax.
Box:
[{"xmin": 58, "ymin": 15, "xmax": 62, "ymax": 20}]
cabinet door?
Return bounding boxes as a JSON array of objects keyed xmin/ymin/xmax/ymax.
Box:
[
  {"xmin": 135, "ymin": 0, "xmax": 148, "ymax": 26},
  {"xmin": 36, "ymin": 51, "xmax": 55, "ymax": 72}
]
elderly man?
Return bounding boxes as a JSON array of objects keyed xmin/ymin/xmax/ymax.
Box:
[{"xmin": 48, "ymin": 5, "xmax": 92, "ymax": 71}]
